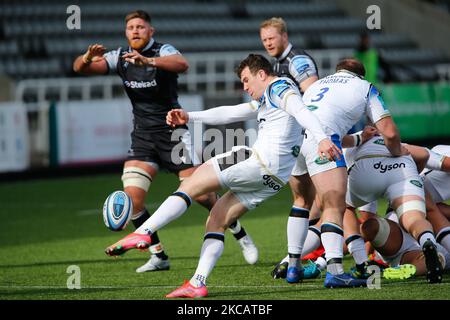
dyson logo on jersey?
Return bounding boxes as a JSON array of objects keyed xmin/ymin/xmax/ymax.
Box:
[
  {"xmin": 373, "ymin": 161, "xmax": 406, "ymax": 173},
  {"xmin": 262, "ymin": 175, "xmax": 281, "ymax": 191},
  {"xmin": 124, "ymin": 80, "xmax": 157, "ymax": 88}
]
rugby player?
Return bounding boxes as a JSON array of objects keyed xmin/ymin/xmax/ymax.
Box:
[
  {"xmin": 359, "ymin": 145, "xmax": 450, "ymax": 279},
  {"xmin": 260, "ymin": 17, "xmax": 327, "ymax": 278},
  {"xmin": 106, "ymin": 54, "xmax": 341, "ymax": 298},
  {"xmin": 73, "ymin": 10, "xmax": 257, "ymax": 272},
  {"xmin": 270, "ymin": 58, "xmax": 407, "ymax": 288},
  {"xmin": 345, "ymin": 136, "xmax": 444, "ymax": 283}
]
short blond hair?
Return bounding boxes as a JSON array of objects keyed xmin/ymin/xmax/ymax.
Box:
[{"xmin": 260, "ymin": 17, "xmax": 287, "ymax": 34}]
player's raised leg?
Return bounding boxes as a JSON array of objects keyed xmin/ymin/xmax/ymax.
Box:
[
  {"xmin": 106, "ymin": 161, "xmax": 222, "ymax": 256},
  {"xmin": 179, "ymin": 166, "xmax": 258, "ymax": 265},
  {"xmin": 166, "ymin": 192, "xmax": 248, "ymax": 298}
]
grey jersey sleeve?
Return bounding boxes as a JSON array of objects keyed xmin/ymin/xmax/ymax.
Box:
[
  {"xmin": 103, "ymin": 48, "xmax": 121, "ymax": 73},
  {"xmin": 288, "ymin": 55, "xmax": 318, "ymax": 85},
  {"xmin": 160, "ymin": 44, "xmax": 181, "ymax": 57}
]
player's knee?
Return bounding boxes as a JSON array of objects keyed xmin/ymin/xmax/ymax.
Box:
[
  {"xmin": 122, "ymin": 166, "xmax": 153, "ymax": 192},
  {"xmin": 193, "ymin": 192, "xmax": 217, "ymax": 211}
]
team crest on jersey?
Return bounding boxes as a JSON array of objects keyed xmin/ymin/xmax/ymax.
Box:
[
  {"xmin": 306, "ymin": 105, "xmax": 318, "ymax": 111},
  {"xmin": 373, "ymin": 139, "xmax": 385, "ymax": 145},
  {"xmin": 270, "ymin": 81, "xmax": 290, "ymax": 99},
  {"xmin": 314, "ymin": 157, "xmax": 330, "ymax": 165},
  {"xmin": 410, "ymin": 179, "xmax": 423, "ymax": 188},
  {"xmin": 291, "ymin": 56, "xmax": 310, "ymax": 74}
]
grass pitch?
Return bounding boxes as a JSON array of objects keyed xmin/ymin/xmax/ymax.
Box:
[{"xmin": 1, "ymin": 172, "xmax": 449, "ymax": 300}]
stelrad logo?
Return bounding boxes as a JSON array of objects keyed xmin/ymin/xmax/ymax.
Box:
[
  {"xmin": 124, "ymin": 80, "xmax": 157, "ymax": 88},
  {"xmin": 373, "ymin": 161, "xmax": 406, "ymax": 173}
]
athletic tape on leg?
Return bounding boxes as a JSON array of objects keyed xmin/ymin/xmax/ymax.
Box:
[
  {"xmin": 122, "ymin": 166, "xmax": 153, "ymax": 191},
  {"xmin": 372, "ymin": 217, "xmax": 390, "ymax": 247},
  {"xmin": 395, "ymin": 200, "xmax": 426, "ymax": 219}
]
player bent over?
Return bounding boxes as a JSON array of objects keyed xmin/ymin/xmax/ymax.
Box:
[
  {"xmin": 361, "ymin": 144, "xmax": 450, "ymax": 278},
  {"xmin": 361, "ymin": 206, "xmax": 450, "ymax": 279},
  {"xmin": 346, "ymin": 135, "xmax": 443, "ymax": 283},
  {"xmin": 106, "ymin": 54, "xmax": 341, "ymax": 298},
  {"xmin": 73, "ymin": 10, "xmax": 258, "ymax": 271}
]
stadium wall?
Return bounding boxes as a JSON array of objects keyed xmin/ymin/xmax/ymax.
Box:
[{"xmin": 331, "ymin": 0, "xmax": 450, "ymax": 56}]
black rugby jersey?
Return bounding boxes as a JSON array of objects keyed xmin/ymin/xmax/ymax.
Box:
[
  {"xmin": 274, "ymin": 43, "xmax": 318, "ymax": 92},
  {"xmin": 105, "ymin": 39, "xmax": 182, "ymax": 130}
]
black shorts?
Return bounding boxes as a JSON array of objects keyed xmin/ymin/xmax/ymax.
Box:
[{"xmin": 127, "ymin": 125, "xmax": 196, "ymax": 173}]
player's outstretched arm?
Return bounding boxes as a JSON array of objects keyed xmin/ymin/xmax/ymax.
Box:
[
  {"xmin": 167, "ymin": 103, "xmax": 257, "ymax": 128},
  {"xmin": 404, "ymin": 144, "xmax": 449, "ymax": 173},
  {"xmin": 403, "ymin": 143, "xmax": 430, "ymax": 172},
  {"xmin": 73, "ymin": 44, "xmax": 108, "ymax": 75}
]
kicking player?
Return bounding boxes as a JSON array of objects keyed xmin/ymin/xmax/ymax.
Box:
[
  {"xmin": 73, "ymin": 10, "xmax": 257, "ymax": 272},
  {"xmin": 345, "ymin": 136, "xmax": 444, "ymax": 283},
  {"xmin": 105, "ymin": 54, "xmax": 341, "ymax": 298}
]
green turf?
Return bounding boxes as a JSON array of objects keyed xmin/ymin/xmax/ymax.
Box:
[{"xmin": 1, "ymin": 173, "xmax": 449, "ymax": 300}]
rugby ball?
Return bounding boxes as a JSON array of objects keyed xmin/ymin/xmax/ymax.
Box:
[{"xmin": 103, "ymin": 191, "xmax": 133, "ymax": 231}]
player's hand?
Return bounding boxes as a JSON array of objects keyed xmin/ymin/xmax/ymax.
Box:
[
  {"xmin": 122, "ymin": 50, "xmax": 152, "ymax": 67},
  {"xmin": 318, "ymin": 138, "xmax": 342, "ymax": 162},
  {"xmin": 361, "ymin": 125, "xmax": 378, "ymax": 144},
  {"xmin": 83, "ymin": 44, "xmax": 106, "ymax": 63},
  {"xmin": 167, "ymin": 109, "xmax": 189, "ymax": 127}
]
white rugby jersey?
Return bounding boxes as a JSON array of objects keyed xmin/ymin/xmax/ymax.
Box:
[
  {"xmin": 422, "ymin": 145, "xmax": 450, "ymax": 203},
  {"xmin": 302, "ymin": 70, "xmax": 391, "ymax": 139},
  {"xmin": 189, "ymin": 77, "xmax": 326, "ymax": 182},
  {"xmin": 252, "ymin": 77, "xmax": 309, "ymax": 181},
  {"xmin": 349, "ymin": 135, "xmax": 395, "ymax": 160}
]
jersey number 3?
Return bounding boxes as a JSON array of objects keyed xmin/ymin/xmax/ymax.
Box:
[{"xmin": 311, "ymin": 87, "xmax": 329, "ymax": 102}]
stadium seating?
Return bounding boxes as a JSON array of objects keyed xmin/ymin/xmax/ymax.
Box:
[{"xmin": 0, "ymin": 0, "xmax": 448, "ymax": 81}]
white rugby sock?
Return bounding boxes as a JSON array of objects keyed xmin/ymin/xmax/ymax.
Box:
[
  {"xmin": 229, "ymin": 219, "xmax": 242, "ymax": 234},
  {"xmin": 346, "ymin": 235, "xmax": 368, "ymax": 265},
  {"xmin": 437, "ymin": 227, "xmax": 450, "ymax": 252},
  {"xmin": 287, "ymin": 207, "xmax": 309, "ymax": 268},
  {"xmin": 419, "ymin": 231, "xmax": 437, "ymax": 248},
  {"xmin": 321, "ymin": 222, "xmax": 344, "ymax": 275},
  {"xmin": 135, "ymin": 192, "xmax": 192, "ymax": 235},
  {"xmin": 315, "ymin": 256, "xmax": 327, "ymax": 271},
  {"xmin": 190, "ymin": 233, "xmax": 225, "ymax": 287}
]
